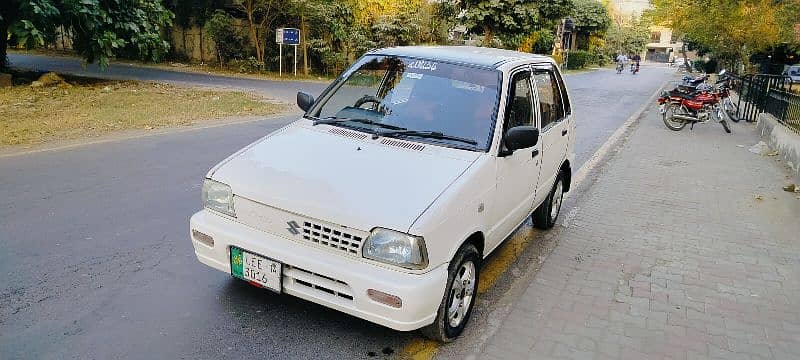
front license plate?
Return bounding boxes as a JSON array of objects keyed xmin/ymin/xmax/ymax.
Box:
[
  {"xmin": 659, "ymin": 104, "xmax": 666, "ymax": 113},
  {"xmin": 230, "ymin": 246, "xmax": 282, "ymax": 292}
]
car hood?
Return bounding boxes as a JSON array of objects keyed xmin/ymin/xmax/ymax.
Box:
[{"xmin": 211, "ymin": 122, "xmax": 480, "ymax": 232}]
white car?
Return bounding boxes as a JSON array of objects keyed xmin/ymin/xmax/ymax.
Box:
[
  {"xmin": 190, "ymin": 46, "xmax": 575, "ymax": 341},
  {"xmin": 784, "ymin": 65, "xmax": 800, "ymax": 84}
]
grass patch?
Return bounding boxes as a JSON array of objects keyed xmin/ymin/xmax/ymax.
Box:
[{"xmin": 0, "ymin": 72, "xmax": 288, "ymax": 146}]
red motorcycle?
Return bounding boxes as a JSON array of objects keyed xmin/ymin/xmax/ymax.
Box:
[{"xmin": 657, "ymin": 70, "xmax": 732, "ymax": 133}]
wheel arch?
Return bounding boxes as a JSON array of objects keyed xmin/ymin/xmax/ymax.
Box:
[{"xmin": 457, "ymin": 231, "xmax": 485, "ymax": 259}]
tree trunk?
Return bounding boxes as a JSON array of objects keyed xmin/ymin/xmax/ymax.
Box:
[
  {"xmin": 483, "ymin": 25, "xmax": 494, "ymax": 46},
  {"xmin": 246, "ymin": 9, "xmax": 263, "ymax": 62},
  {"xmin": 182, "ymin": 28, "xmax": 188, "ymax": 58},
  {"xmin": 199, "ymin": 28, "xmax": 204, "ymax": 63},
  {"xmin": 301, "ymin": 15, "xmax": 308, "ymax": 76}
]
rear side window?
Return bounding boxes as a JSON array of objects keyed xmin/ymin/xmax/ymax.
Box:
[
  {"xmin": 532, "ymin": 70, "xmax": 564, "ymax": 129},
  {"xmin": 553, "ymin": 67, "xmax": 571, "ymax": 115}
]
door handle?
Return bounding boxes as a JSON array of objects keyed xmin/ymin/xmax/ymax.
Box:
[
  {"xmin": 561, "ymin": 129, "xmax": 568, "ymax": 136},
  {"xmin": 532, "ymin": 149, "xmax": 540, "ymax": 158}
]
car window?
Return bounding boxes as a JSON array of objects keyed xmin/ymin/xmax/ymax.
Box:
[
  {"xmin": 311, "ymin": 55, "xmax": 501, "ymax": 151},
  {"xmin": 503, "ymin": 71, "xmax": 534, "ymax": 129},
  {"xmin": 552, "ymin": 67, "xmax": 571, "ymax": 115},
  {"xmin": 532, "ymin": 70, "xmax": 565, "ymax": 129}
]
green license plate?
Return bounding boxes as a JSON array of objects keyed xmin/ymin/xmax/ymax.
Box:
[{"xmin": 230, "ymin": 246, "xmax": 282, "ymax": 292}]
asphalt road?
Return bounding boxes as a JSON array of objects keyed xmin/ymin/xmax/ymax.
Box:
[
  {"xmin": 7, "ymin": 53, "xmax": 330, "ymax": 102},
  {"xmin": 1, "ymin": 55, "xmax": 673, "ymax": 359}
]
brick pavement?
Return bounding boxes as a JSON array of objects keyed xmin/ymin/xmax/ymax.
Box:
[{"xmin": 478, "ymin": 106, "xmax": 800, "ymax": 359}]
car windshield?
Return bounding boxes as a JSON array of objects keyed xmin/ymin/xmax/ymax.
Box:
[{"xmin": 309, "ymin": 55, "xmax": 501, "ymax": 151}]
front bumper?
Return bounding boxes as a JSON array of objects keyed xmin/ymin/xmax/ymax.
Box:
[{"xmin": 189, "ymin": 210, "xmax": 447, "ymax": 331}]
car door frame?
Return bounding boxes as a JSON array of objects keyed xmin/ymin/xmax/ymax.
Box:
[
  {"xmin": 530, "ymin": 64, "xmax": 570, "ymax": 207},
  {"xmin": 485, "ymin": 64, "xmax": 543, "ymax": 252}
]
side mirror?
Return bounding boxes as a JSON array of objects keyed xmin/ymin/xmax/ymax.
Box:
[
  {"xmin": 297, "ymin": 91, "xmax": 315, "ymax": 112},
  {"xmin": 502, "ymin": 126, "xmax": 539, "ymax": 155}
]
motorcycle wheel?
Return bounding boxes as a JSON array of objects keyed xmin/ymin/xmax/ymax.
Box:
[
  {"xmin": 663, "ymin": 105, "xmax": 686, "ymax": 131},
  {"xmin": 724, "ymin": 99, "xmax": 739, "ymax": 123},
  {"xmin": 721, "ymin": 119, "xmax": 731, "ymax": 133}
]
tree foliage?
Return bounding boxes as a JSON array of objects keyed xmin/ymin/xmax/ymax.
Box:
[
  {"xmin": 460, "ymin": 0, "xmax": 573, "ymax": 45},
  {"xmin": 233, "ymin": 0, "xmax": 282, "ymax": 64},
  {"xmin": 648, "ymin": 0, "xmax": 800, "ymax": 67},
  {"xmin": 1, "ymin": 0, "xmax": 173, "ymax": 70},
  {"xmin": 603, "ymin": 16, "xmax": 650, "ymax": 57},
  {"xmin": 205, "ymin": 10, "xmax": 247, "ymax": 65},
  {"xmin": 572, "ymin": 0, "xmax": 610, "ymax": 36}
]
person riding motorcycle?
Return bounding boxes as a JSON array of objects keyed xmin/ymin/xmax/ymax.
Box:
[
  {"xmin": 631, "ymin": 54, "xmax": 641, "ymax": 74},
  {"xmin": 615, "ymin": 53, "xmax": 627, "ymax": 74}
]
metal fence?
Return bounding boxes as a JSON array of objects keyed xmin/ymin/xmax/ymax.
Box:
[{"xmin": 732, "ymin": 73, "xmax": 800, "ymax": 133}]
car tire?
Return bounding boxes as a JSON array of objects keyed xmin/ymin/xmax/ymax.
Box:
[
  {"xmin": 421, "ymin": 243, "xmax": 480, "ymax": 343},
  {"xmin": 532, "ymin": 173, "xmax": 564, "ymax": 230}
]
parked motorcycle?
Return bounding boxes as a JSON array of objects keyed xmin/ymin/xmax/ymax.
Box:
[{"xmin": 657, "ymin": 70, "xmax": 732, "ymax": 133}]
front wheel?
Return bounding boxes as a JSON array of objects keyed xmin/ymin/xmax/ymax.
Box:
[
  {"xmin": 421, "ymin": 244, "xmax": 480, "ymax": 342},
  {"xmin": 662, "ymin": 105, "xmax": 687, "ymax": 131},
  {"xmin": 723, "ymin": 98, "xmax": 739, "ymax": 122},
  {"xmin": 721, "ymin": 119, "xmax": 731, "ymax": 133}
]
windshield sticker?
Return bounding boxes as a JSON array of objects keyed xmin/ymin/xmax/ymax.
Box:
[
  {"xmin": 452, "ymin": 80, "xmax": 485, "ymax": 93},
  {"xmin": 406, "ymin": 60, "xmax": 438, "ymax": 71},
  {"xmin": 405, "ymin": 72, "xmax": 423, "ymax": 79}
]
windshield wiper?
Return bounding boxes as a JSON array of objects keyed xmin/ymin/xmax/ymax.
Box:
[
  {"xmin": 377, "ymin": 130, "xmax": 478, "ymax": 145},
  {"xmin": 308, "ymin": 115, "xmax": 406, "ymax": 130}
]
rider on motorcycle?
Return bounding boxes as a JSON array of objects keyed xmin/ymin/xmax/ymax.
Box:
[
  {"xmin": 631, "ymin": 54, "xmax": 641, "ymax": 74},
  {"xmin": 615, "ymin": 53, "xmax": 627, "ymax": 74}
]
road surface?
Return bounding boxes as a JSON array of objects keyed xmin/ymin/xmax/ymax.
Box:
[{"xmin": 1, "ymin": 54, "xmax": 673, "ymax": 359}]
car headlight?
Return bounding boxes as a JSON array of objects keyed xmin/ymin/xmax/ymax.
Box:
[
  {"xmin": 362, "ymin": 228, "xmax": 428, "ymax": 270},
  {"xmin": 202, "ymin": 179, "xmax": 235, "ymax": 217}
]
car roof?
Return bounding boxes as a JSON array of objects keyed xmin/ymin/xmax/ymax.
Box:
[{"xmin": 368, "ymin": 46, "xmax": 554, "ymax": 69}]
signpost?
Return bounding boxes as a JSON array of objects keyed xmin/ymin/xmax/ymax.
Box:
[{"xmin": 276, "ymin": 28, "xmax": 300, "ymax": 77}]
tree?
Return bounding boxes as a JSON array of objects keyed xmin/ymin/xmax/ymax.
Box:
[
  {"xmin": 205, "ymin": 10, "xmax": 247, "ymax": 65},
  {"xmin": 233, "ymin": 0, "xmax": 282, "ymax": 64},
  {"xmin": 2, "ymin": 0, "xmax": 173, "ymax": 70},
  {"xmin": 572, "ymin": 0, "xmax": 610, "ymax": 36},
  {"xmin": 460, "ymin": 0, "xmax": 573, "ymax": 46},
  {"xmin": 603, "ymin": 16, "xmax": 650, "ymax": 58},
  {"xmin": 305, "ymin": 1, "xmax": 374, "ymax": 74},
  {"xmin": 648, "ymin": 0, "xmax": 800, "ymax": 69}
]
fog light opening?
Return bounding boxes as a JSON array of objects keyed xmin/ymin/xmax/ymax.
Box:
[
  {"xmin": 192, "ymin": 229, "xmax": 214, "ymax": 247},
  {"xmin": 367, "ymin": 289, "xmax": 402, "ymax": 308}
]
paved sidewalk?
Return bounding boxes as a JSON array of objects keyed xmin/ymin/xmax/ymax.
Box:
[{"xmin": 478, "ymin": 107, "xmax": 800, "ymax": 359}]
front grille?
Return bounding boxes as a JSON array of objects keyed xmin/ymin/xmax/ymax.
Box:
[
  {"xmin": 301, "ymin": 221, "xmax": 364, "ymax": 255},
  {"xmin": 284, "ymin": 265, "xmax": 354, "ymax": 301},
  {"xmin": 234, "ymin": 196, "xmax": 368, "ymax": 258}
]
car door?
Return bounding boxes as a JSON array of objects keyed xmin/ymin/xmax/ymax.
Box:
[
  {"xmin": 489, "ymin": 68, "xmax": 542, "ymax": 246},
  {"xmin": 531, "ymin": 66, "xmax": 569, "ymax": 206}
]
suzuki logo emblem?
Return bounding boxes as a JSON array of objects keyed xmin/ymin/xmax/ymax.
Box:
[{"xmin": 286, "ymin": 221, "xmax": 301, "ymax": 235}]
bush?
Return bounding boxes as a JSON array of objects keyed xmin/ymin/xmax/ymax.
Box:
[
  {"xmin": 230, "ymin": 57, "xmax": 266, "ymax": 73},
  {"xmin": 591, "ymin": 47, "xmax": 607, "ymax": 66},
  {"xmin": 205, "ymin": 10, "xmax": 247, "ymax": 65},
  {"xmin": 566, "ymin": 50, "xmax": 593, "ymax": 69}
]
